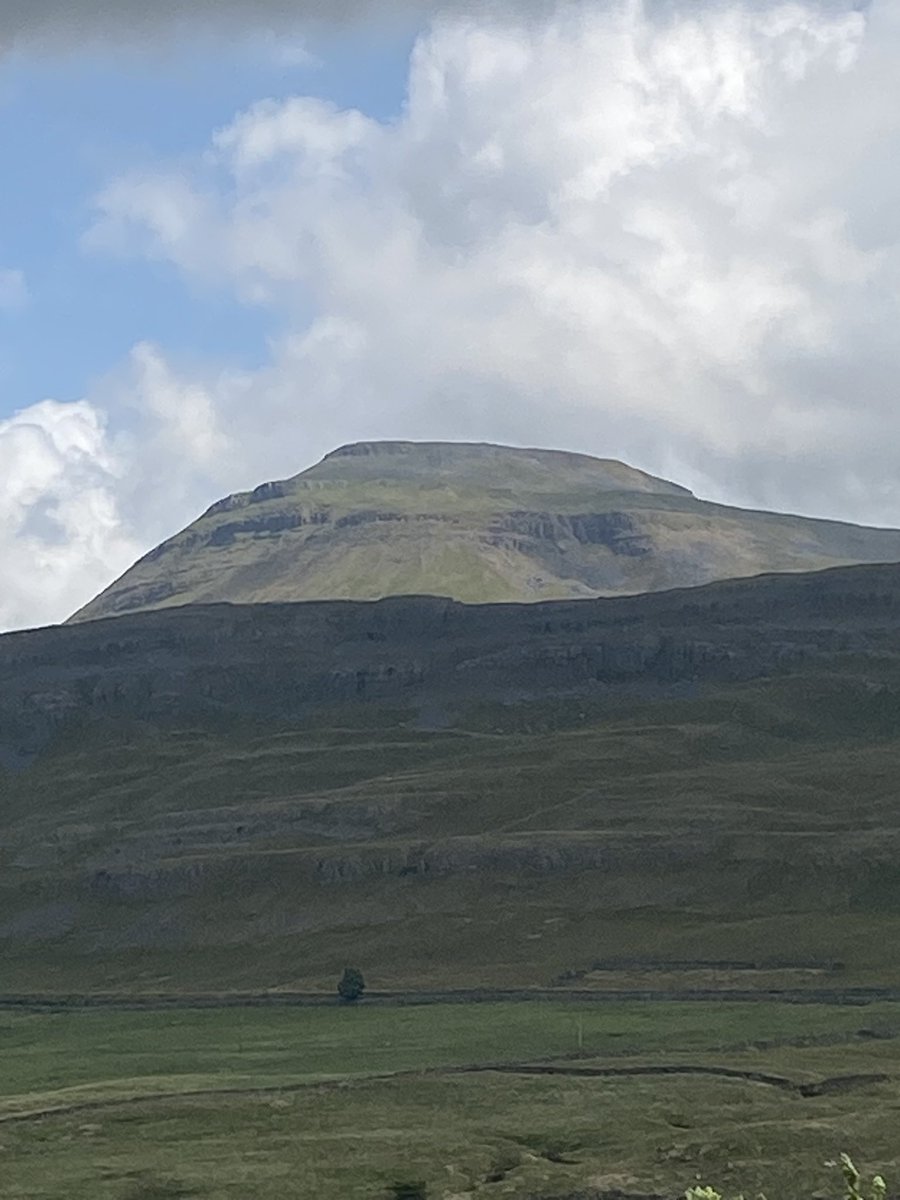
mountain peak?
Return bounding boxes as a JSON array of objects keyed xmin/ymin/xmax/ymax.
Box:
[{"xmin": 70, "ymin": 439, "xmax": 900, "ymax": 622}]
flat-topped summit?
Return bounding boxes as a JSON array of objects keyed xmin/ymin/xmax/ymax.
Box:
[
  {"xmin": 72, "ymin": 439, "xmax": 900, "ymax": 621},
  {"xmin": 201, "ymin": 442, "xmax": 692, "ymax": 520},
  {"xmin": 311, "ymin": 440, "xmax": 693, "ymax": 497}
]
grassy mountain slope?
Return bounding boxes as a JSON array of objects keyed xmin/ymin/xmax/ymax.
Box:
[
  {"xmin": 71, "ymin": 441, "xmax": 900, "ymax": 620},
  {"xmin": 4, "ymin": 563, "xmax": 900, "ymax": 991}
]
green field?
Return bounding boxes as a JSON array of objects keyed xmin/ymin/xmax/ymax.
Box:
[{"xmin": 4, "ymin": 1000, "xmax": 900, "ymax": 1199}]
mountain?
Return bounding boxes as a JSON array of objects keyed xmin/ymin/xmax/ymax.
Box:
[
  {"xmin": 71, "ymin": 440, "xmax": 900, "ymax": 622},
  {"xmin": 5, "ymin": 561, "xmax": 900, "ymax": 993}
]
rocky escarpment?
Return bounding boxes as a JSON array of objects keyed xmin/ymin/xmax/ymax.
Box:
[{"xmin": 6, "ymin": 563, "xmax": 900, "ymax": 761}]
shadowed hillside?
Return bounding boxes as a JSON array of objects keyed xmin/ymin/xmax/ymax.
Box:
[
  {"xmin": 71, "ymin": 441, "xmax": 900, "ymax": 620},
  {"xmin": 4, "ymin": 563, "xmax": 900, "ymax": 992}
]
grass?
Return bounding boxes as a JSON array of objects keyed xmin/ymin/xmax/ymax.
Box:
[
  {"xmin": 5, "ymin": 1001, "xmax": 895, "ymax": 1102},
  {"xmin": 4, "ymin": 1000, "xmax": 900, "ymax": 1199}
]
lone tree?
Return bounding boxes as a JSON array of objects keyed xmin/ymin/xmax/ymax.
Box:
[{"xmin": 337, "ymin": 966, "xmax": 366, "ymax": 1003}]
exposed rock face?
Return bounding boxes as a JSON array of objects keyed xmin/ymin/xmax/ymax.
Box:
[
  {"xmin": 5, "ymin": 563, "xmax": 898, "ymax": 762},
  {"xmin": 70, "ymin": 441, "xmax": 900, "ymax": 621}
]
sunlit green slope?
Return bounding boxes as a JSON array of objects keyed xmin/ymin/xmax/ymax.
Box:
[{"xmin": 71, "ymin": 441, "xmax": 900, "ymax": 620}]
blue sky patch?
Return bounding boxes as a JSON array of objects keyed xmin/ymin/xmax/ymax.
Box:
[{"xmin": 0, "ymin": 22, "xmax": 418, "ymax": 413}]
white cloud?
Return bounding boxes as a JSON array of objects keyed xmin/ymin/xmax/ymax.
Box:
[
  {"xmin": 87, "ymin": 3, "xmax": 896, "ymax": 506},
  {"xmin": 9, "ymin": 0, "xmax": 900, "ymax": 629},
  {"xmin": 0, "ymin": 349, "xmax": 245, "ymax": 630},
  {"xmin": 0, "ymin": 400, "xmax": 138, "ymax": 630},
  {"xmin": 128, "ymin": 343, "xmax": 231, "ymax": 469}
]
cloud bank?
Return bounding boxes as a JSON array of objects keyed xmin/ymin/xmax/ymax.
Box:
[
  {"xmin": 0, "ymin": 0, "xmax": 558, "ymax": 48},
  {"xmin": 0, "ymin": 401, "xmax": 140, "ymax": 630},
  {"xmin": 5, "ymin": 0, "xmax": 900, "ymax": 629}
]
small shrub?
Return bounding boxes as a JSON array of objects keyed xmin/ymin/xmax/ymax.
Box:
[
  {"xmin": 484, "ymin": 1147, "xmax": 522, "ymax": 1183},
  {"xmin": 387, "ymin": 1181, "xmax": 428, "ymax": 1200},
  {"xmin": 535, "ymin": 1134, "xmax": 581, "ymax": 1163},
  {"xmin": 120, "ymin": 1173, "xmax": 195, "ymax": 1200}
]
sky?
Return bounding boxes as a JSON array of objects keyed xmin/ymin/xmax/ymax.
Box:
[{"xmin": 1, "ymin": 0, "xmax": 899, "ymax": 630}]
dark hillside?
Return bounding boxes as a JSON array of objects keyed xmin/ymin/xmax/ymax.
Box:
[{"xmin": 3, "ymin": 562, "xmax": 900, "ymax": 992}]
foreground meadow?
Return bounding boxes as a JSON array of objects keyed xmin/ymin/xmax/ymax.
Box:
[{"xmin": 3, "ymin": 1000, "xmax": 900, "ymax": 1199}]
